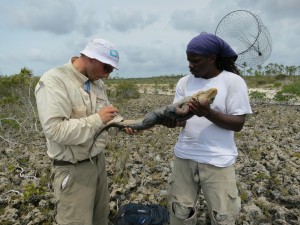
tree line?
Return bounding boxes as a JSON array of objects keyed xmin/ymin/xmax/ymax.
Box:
[{"xmin": 241, "ymin": 63, "xmax": 299, "ymax": 76}]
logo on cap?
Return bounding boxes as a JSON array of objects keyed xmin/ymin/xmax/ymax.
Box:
[{"xmin": 110, "ymin": 50, "xmax": 119, "ymax": 58}]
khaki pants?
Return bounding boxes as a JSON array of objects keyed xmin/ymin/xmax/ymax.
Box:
[
  {"xmin": 167, "ymin": 156, "xmax": 241, "ymax": 225},
  {"xmin": 52, "ymin": 151, "xmax": 109, "ymax": 225}
]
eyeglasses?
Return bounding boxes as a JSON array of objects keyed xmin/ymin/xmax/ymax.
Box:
[{"xmin": 104, "ymin": 64, "xmax": 114, "ymax": 74}]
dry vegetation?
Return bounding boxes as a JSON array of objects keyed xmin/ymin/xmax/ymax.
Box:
[{"xmin": 0, "ymin": 71, "xmax": 299, "ymax": 224}]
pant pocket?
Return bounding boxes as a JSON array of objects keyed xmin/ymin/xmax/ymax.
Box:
[
  {"xmin": 227, "ymin": 185, "xmax": 241, "ymax": 215},
  {"xmin": 53, "ymin": 165, "xmax": 73, "ymax": 197}
]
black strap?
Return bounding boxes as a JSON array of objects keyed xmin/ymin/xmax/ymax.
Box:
[{"xmin": 53, "ymin": 156, "xmax": 97, "ymax": 166}]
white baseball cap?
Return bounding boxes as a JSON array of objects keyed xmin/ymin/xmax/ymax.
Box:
[{"xmin": 80, "ymin": 38, "xmax": 119, "ymax": 69}]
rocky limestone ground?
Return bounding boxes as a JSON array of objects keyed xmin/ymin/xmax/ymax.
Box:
[{"xmin": 0, "ymin": 94, "xmax": 299, "ymax": 225}]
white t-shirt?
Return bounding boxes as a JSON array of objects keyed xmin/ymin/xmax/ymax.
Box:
[{"xmin": 173, "ymin": 71, "xmax": 252, "ymax": 167}]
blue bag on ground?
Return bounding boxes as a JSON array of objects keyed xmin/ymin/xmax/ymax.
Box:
[{"xmin": 114, "ymin": 203, "xmax": 170, "ymax": 225}]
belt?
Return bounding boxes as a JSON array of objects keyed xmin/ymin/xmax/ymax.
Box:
[{"xmin": 53, "ymin": 156, "xmax": 97, "ymax": 166}]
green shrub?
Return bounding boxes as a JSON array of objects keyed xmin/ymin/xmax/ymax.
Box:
[
  {"xmin": 256, "ymin": 79, "xmax": 267, "ymax": 86},
  {"xmin": 273, "ymin": 81, "xmax": 300, "ymax": 102},
  {"xmin": 273, "ymin": 82, "xmax": 281, "ymax": 88},
  {"xmin": 273, "ymin": 91, "xmax": 295, "ymax": 102},
  {"xmin": 0, "ymin": 68, "xmax": 37, "ymax": 98},
  {"xmin": 281, "ymin": 81, "xmax": 300, "ymax": 96},
  {"xmin": 0, "ymin": 95, "xmax": 19, "ymax": 106},
  {"xmin": 255, "ymin": 172, "xmax": 270, "ymax": 181},
  {"xmin": 249, "ymin": 91, "xmax": 267, "ymax": 101},
  {"xmin": 240, "ymin": 189, "xmax": 248, "ymax": 203},
  {"xmin": 115, "ymin": 82, "xmax": 140, "ymax": 100},
  {"xmin": 0, "ymin": 118, "xmax": 20, "ymax": 129},
  {"xmin": 292, "ymin": 152, "xmax": 300, "ymax": 158},
  {"xmin": 275, "ymin": 74, "xmax": 288, "ymax": 80},
  {"xmin": 22, "ymin": 182, "xmax": 46, "ymax": 201}
]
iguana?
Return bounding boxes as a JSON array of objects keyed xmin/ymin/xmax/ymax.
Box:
[{"xmin": 94, "ymin": 87, "xmax": 217, "ymax": 137}]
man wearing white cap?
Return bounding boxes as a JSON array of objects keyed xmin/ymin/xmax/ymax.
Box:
[{"xmin": 35, "ymin": 39, "xmax": 131, "ymax": 225}]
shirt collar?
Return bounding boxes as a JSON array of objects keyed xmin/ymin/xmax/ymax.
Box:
[{"xmin": 68, "ymin": 57, "xmax": 89, "ymax": 84}]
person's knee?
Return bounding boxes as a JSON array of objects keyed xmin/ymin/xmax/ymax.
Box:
[
  {"xmin": 172, "ymin": 202, "xmax": 195, "ymax": 220},
  {"xmin": 212, "ymin": 210, "xmax": 228, "ymax": 223},
  {"xmin": 211, "ymin": 209, "xmax": 239, "ymax": 225}
]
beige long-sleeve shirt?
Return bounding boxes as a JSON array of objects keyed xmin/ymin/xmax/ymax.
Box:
[{"xmin": 35, "ymin": 58, "xmax": 110, "ymax": 163}]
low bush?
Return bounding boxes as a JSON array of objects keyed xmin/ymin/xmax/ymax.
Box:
[
  {"xmin": 249, "ymin": 91, "xmax": 267, "ymax": 101},
  {"xmin": 114, "ymin": 82, "xmax": 140, "ymax": 100}
]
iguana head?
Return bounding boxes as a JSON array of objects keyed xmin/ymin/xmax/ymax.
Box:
[{"xmin": 192, "ymin": 88, "xmax": 218, "ymax": 104}]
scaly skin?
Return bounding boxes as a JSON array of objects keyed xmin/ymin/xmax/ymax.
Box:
[{"xmin": 94, "ymin": 88, "xmax": 217, "ymax": 136}]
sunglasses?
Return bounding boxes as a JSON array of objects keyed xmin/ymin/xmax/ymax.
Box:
[{"xmin": 104, "ymin": 64, "xmax": 114, "ymax": 74}]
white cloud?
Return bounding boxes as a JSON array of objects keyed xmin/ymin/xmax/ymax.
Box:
[
  {"xmin": 169, "ymin": 10, "xmax": 214, "ymax": 33},
  {"xmin": 0, "ymin": 0, "xmax": 299, "ymax": 77},
  {"xmin": 106, "ymin": 9, "xmax": 159, "ymax": 32},
  {"xmin": 6, "ymin": 0, "xmax": 78, "ymax": 35}
]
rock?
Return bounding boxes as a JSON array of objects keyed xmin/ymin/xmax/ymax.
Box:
[{"xmin": 0, "ymin": 95, "xmax": 299, "ymax": 224}]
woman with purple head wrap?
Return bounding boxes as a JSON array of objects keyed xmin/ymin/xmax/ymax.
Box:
[
  {"xmin": 187, "ymin": 32, "xmax": 238, "ymax": 59},
  {"xmin": 164, "ymin": 33, "xmax": 252, "ymax": 225},
  {"xmin": 185, "ymin": 32, "xmax": 240, "ymax": 79}
]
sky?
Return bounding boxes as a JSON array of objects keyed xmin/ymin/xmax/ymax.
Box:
[{"xmin": 0, "ymin": 0, "xmax": 299, "ymax": 78}]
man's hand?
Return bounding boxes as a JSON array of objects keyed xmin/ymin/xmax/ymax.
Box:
[
  {"xmin": 97, "ymin": 106, "xmax": 119, "ymax": 124},
  {"xmin": 188, "ymin": 98, "xmax": 211, "ymax": 117}
]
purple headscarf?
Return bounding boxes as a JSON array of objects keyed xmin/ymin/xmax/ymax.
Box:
[{"xmin": 186, "ymin": 32, "xmax": 238, "ymax": 61}]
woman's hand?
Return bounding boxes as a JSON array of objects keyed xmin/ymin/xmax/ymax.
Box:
[
  {"xmin": 124, "ymin": 127, "xmax": 139, "ymax": 135},
  {"xmin": 188, "ymin": 98, "xmax": 210, "ymax": 117}
]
